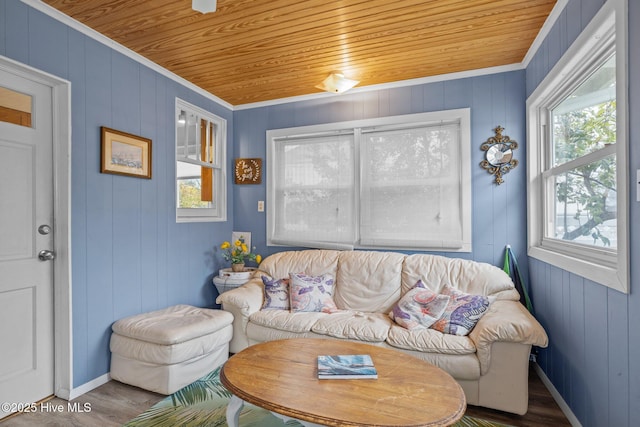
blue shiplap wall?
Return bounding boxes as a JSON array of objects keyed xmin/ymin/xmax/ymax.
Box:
[
  {"xmin": 234, "ymin": 71, "xmax": 528, "ymax": 272},
  {"xmin": 525, "ymin": 0, "xmax": 639, "ymax": 426},
  {"xmin": 6, "ymin": 2, "xmax": 637, "ymax": 423},
  {"xmin": 0, "ymin": 1, "xmax": 234, "ymax": 387}
]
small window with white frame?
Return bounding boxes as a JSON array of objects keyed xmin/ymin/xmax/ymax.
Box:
[
  {"xmin": 526, "ymin": 0, "xmax": 628, "ymax": 292},
  {"xmin": 175, "ymin": 99, "xmax": 227, "ymax": 222},
  {"xmin": 266, "ymin": 109, "xmax": 471, "ymax": 252}
]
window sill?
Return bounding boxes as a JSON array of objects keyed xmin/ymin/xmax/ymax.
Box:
[
  {"xmin": 528, "ymin": 244, "xmax": 627, "ymax": 294},
  {"xmin": 177, "ymin": 216, "xmax": 226, "ymax": 223}
]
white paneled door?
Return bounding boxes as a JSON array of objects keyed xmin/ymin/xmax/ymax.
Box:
[{"xmin": 0, "ymin": 69, "xmax": 55, "ymax": 419}]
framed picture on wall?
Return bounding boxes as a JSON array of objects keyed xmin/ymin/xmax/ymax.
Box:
[
  {"xmin": 100, "ymin": 126, "xmax": 152, "ymax": 179},
  {"xmin": 231, "ymin": 231, "xmax": 251, "ymax": 251},
  {"xmin": 234, "ymin": 158, "xmax": 262, "ymax": 184}
]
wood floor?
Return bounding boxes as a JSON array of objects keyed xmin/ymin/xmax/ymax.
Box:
[{"xmin": 2, "ymin": 363, "xmax": 571, "ymax": 427}]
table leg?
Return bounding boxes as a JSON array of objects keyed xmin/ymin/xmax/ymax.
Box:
[
  {"xmin": 270, "ymin": 411, "xmax": 325, "ymax": 427},
  {"xmin": 226, "ymin": 395, "xmax": 244, "ymax": 427}
]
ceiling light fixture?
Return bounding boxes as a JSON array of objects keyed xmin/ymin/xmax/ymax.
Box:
[
  {"xmin": 315, "ymin": 72, "xmax": 359, "ymax": 94},
  {"xmin": 192, "ymin": 0, "xmax": 217, "ymax": 14}
]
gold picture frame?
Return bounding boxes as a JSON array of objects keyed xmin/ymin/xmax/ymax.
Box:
[{"xmin": 100, "ymin": 126, "xmax": 152, "ymax": 179}]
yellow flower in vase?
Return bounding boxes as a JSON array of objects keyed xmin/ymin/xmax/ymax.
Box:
[{"xmin": 219, "ymin": 240, "xmax": 261, "ymax": 267}]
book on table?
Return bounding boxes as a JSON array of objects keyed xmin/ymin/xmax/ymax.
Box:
[{"xmin": 317, "ymin": 354, "xmax": 378, "ymax": 379}]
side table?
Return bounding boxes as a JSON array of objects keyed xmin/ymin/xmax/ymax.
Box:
[{"xmin": 212, "ymin": 267, "xmax": 256, "ymax": 295}]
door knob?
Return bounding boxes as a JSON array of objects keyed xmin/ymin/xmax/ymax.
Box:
[
  {"xmin": 38, "ymin": 224, "xmax": 52, "ymax": 235},
  {"xmin": 38, "ymin": 250, "xmax": 55, "ymax": 261}
]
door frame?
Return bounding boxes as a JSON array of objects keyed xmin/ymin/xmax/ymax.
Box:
[{"xmin": 0, "ymin": 55, "xmax": 72, "ymax": 399}]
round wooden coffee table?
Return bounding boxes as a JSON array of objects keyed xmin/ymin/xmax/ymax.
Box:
[{"xmin": 220, "ymin": 338, "xmax": 466, "ymax": 427}]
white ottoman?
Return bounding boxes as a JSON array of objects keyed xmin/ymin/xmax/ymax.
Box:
[{"xmin": 110, "ymin": 304, "xmax": 233, "ymax": 394}]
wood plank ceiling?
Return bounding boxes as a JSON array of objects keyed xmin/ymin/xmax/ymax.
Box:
[{"xmin": 43, "ymin": 0, "xmax": 557, "ymax": 106}]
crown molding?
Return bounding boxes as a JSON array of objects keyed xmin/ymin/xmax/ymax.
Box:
[
  {"xmin": 20, "ymin": 0, "xmax": 234, "ymax": 110},
  {"xmin": 234, "ymin": 63, "xmax": 523, "ymax": 110},
  {"xmin": 521, "ymin": 0, "xmax": 569, "ymax": 67}
]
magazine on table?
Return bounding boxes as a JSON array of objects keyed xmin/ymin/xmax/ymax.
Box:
[{"xmin": 317, "ymin": 354, "xmax": 378, "ymax": 379}]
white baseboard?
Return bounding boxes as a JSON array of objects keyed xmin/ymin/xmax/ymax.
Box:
[
  {"xmin": 54, "ymin": 386, "xmax": 71, "ymax": 401},
  {"xmin": 534, "ymin": 364, "xmax": 583, "ymax": 427},
  {"xmin": 64, "ymin": 373, "xmax": 111, "ymax": 401}
]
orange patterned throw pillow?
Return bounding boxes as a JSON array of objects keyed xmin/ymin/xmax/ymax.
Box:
[{"xmin": 389, "ymin": 280, "xmax": 450, "ymax": 330}]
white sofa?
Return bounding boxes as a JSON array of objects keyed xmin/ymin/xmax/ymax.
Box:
[{"xmin": 216, "ymin": 249, "xmax": 548, "ymax": 415}]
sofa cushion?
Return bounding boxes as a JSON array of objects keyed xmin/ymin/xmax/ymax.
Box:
[
  {"xmin": 389, "ymin": 280, "xmax": 451, "ymax": 330},
  {"xmin": 386, "ymin": 324, "xmax": 476, "ymax": 355},
  {"xmin": 249, "ymin": 310, "xmax": 327, "ymax": 333},
  {"xmin": 257, "ymin": 249, "xmax": 341, "ymax": 281},
  {"xmin": 430, "ymin": 284, "xmax": 495, "ymax": 336},
  {"xmin": 334, "ymin": 251, "xmax": 404, "ymax": 313},
  {"xmin": 289, "ymin": 273, "xmax": 339, "ymax": 313},
  {"xmin": 312, "ymin": 311, "xmax": 392, "ymax": 343},
  {"xmin": 395, "ymin": 350, "xmax": 481, "ymax": 381},
  {"xmin": 261, "ymin": 276, "xmax": 290, "ymax": 310},
  {"xmin": 401, "ymin": 254, "xmax": 520, "ymax": 300}
]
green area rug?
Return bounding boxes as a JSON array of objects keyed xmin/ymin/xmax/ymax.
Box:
[{"xmin": 124, "ymin": 366, "xmax": 509, "ymax": 427}]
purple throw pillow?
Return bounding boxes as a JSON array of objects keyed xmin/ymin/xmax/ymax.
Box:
[
  {"xmin": 430, "ymin": 284, "xmax": 494, "ymax": 336},
  {"xmin": 261, "ymin": 276, "xmax": 290, "ymax": 310}
]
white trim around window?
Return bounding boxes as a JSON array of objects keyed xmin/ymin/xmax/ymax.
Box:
[
  {"xmin": 526, "ymin": 0, "xmax": 628, "ymax": 293},
  {"xmin": 175, "ymin": 98, "xmax": 227, "ymax": 223}
]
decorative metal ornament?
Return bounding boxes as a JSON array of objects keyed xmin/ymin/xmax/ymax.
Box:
[{"xmin": 480, "ymin": 126, "xmax": 518, "ymax": 185}]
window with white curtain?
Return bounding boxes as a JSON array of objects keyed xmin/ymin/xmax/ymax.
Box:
[
  {"xmin": 175, "ymin": 98, "xmax": 227, "ymax": 222},
  {"xmin": 266, "ymin": 109, "xmax": 471, "ymax": 251}
]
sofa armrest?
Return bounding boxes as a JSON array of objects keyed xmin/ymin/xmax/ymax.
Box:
[
  {"xmin": 469, "ymin": 300, "xmax": 548, "ymax": 375},
  {"xmin": 215, "ymin": 278, "xmax": 264, "ymax": 353},
  {"xmin": 216, "ymin": 278, "xmax": 264, "ymax": 315}
]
